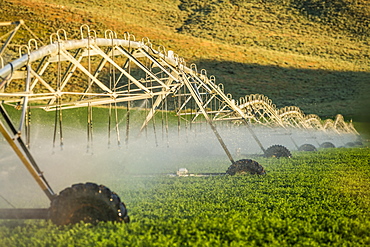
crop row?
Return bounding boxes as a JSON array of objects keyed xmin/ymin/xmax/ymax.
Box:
[{"xmin": 0, "ymin": 148, "xmax": 369, "ymax": 246}]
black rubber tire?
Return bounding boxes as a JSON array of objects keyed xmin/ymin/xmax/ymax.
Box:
[
  {"xmin": 226, "ymin": 159, "xmax": 266, "ymax": 175},
  {"xmin": 298, "ymin": 144, "xmax": 317, "ymax": 152},
  {"xmin": 50, "ymin": 182, "xmax": 130, "ymax": 225},
  {"xmin": 319, "ymin": 142, "xmax": 335, "ymax": 149},
  {"xmin": 345, "ymin": 142, "xmax": 355, "ymax": 147},
  {"xmin": 264, "ymin": 145, "xmax": 292, "ymax": 158},
  {"xmin": 354, "ymin": 141, "xmax": 363, "ymax": 146}
]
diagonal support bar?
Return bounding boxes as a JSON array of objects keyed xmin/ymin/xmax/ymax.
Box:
[
  {"xmin": 182, "ymin": 74, "xmax": 235, "ymax": 164},
  {"xmin": 89, "ymin": 45, "xmax": 153, "ymax": 95},
  {"xmin": 0, "ymin": 104, "xmax": 55, "ymax": 201},
  {"xmin": 59, "ymin": 49, "xmax": 113, "ymax": 94}
]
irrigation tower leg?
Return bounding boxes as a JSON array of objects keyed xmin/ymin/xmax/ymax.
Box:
[
  {"xmin": 183, "ymin": 75, "xmax": 235, "ymax": 164},
  {"xmin": 289, "ymin": 135, "xmax": 299, "ymax": 150},
  {"xmin": 0, "ymin": 105, "xmax": 55, "ymax": 201},
  {"xmin": 242, "ymin": 119, "xmax": 266, "ymax": 155}
]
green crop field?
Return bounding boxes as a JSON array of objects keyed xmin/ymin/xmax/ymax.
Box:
[{"xmin": 0, "ymin": 148, "xmax": 369, "ymax": 246}]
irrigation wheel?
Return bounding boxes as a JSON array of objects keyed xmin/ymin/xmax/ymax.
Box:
[
  {"xmin": 50, "ymin": 182, "xmax": 129, "ymax": 225},
  {"xmin": 264, "ymin": 145, "xmax": 292, "ymax": 158},
  {"xmin": 354, "ymin": 141, "xmax": 363, "ymax": 146},
  {"xmin": 298, "ymin": 144, "xmax": 317, "ymax": 152},
  {"xmin": 354, "ymin": 137, "xmax": 363, "ymax": 146},
  {"xmin": 345, "ymin": 142, "xmax": 356, "ymax": 147},
  {"xmin": 226, "ymin": 159, "xmax": 266, "ymax": 175},
  {"xmin": 319, "ymin": 142, "xmax": 335, "ymax": 149}
]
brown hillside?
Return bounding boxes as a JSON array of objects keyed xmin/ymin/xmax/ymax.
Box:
[{"xmin": 0, "ymin": 0, "xmax": 369, "ymax": 119}]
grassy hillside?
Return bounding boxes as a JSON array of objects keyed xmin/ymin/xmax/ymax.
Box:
[{"xmin": 0, "ymin": 0, "xmax": 369, "ymax": 120}]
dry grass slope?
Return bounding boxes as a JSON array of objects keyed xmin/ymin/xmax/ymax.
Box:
[{"xmin": 0, "ymin": 0, "xmax": 369, "ymax": 119}]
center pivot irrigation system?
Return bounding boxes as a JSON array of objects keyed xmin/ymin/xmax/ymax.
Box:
[{"xmin": 0, "ymin": 21, "xmax": 359, "ymax": 224}]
